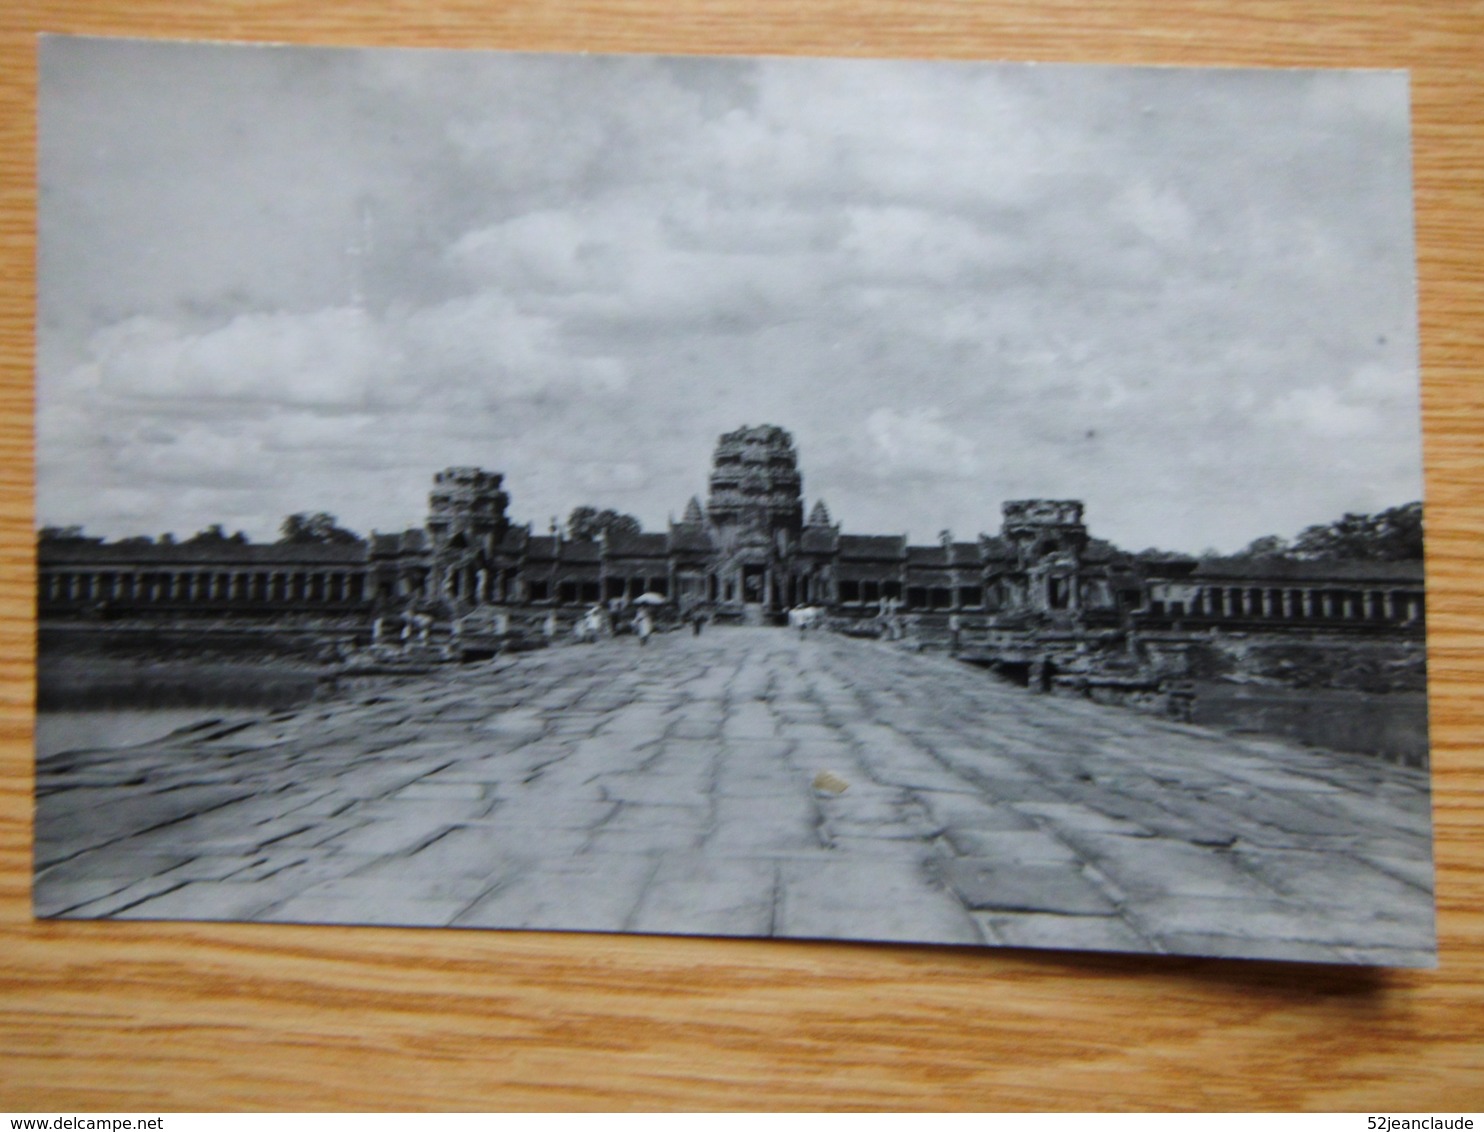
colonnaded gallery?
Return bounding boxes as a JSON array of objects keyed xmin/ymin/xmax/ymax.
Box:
[{"xmin": 38, "ymin": 424, "xmax": 1425, "ymax": 638}]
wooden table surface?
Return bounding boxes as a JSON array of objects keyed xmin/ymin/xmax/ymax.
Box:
[{"xmin": 2, "ymin": 0, "xmax": 1482, "ymax": 1112}]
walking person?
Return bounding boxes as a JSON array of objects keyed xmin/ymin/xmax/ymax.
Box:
[{"xmin": 635, "ymin": 608, "xmax": 654, "ymax": 646}]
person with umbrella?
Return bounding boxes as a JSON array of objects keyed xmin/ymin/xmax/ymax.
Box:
[{"xmin": 632, "ymin": 591, "xmax": 665, "ymax": 645}]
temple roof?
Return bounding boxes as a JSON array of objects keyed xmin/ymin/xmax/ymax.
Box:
[
  {"xmin": 370, "ymin": 529, "xmax": 427, "ymax": 554},
  {"xmin": 799, "ymin": 527, "xmax": 839, "ymax": 553},
  {"xmin": 906, "ymin": 543, "xmax": 981, "ymax": 566},
  {"xmin": 838, "ymin": 534, "xmax": 906, "ymax": 559},
  {"xmin": 40, "ymin": 540, "xmax": 370, "ymax": 566},
  {"xmin": 524, "ymin": 536, "xmax": 559, "ymax": 560},
  {"xmin": 1190, "ymin": 557, "xmax": 1425, "ymax": 583},
  {"xmin": 668, "ymin": 525, "xmax": 714, "ymax": 552},
  {"xmin": 604, "ymin": 532, "xmax": 670, "ymax": 557},
  {"xmin": 557, "ymin": 540, "xmax": 602, "ymax": 564}
]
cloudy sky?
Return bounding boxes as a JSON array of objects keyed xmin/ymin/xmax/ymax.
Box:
[{"xmin": 37, "ymin": 38, "xmax": 1422, "ymax": 553}]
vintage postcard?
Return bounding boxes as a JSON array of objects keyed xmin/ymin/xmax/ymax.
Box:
[{"xmin": 35, "ymin": 37, "xmax": 1433, "ymax": 965}]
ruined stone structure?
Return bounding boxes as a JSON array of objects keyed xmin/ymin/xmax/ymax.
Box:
[{"xmin": 38, "ymin": 423, "xmax": 1426, "ymax": 638}]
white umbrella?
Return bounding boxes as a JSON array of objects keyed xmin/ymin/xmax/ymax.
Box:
[{"xmin": 633, "ymin": 592, "xmax": 668, "ymax": 605}]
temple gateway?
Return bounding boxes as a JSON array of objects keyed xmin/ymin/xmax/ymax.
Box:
[{"xmin": 40, "ymin": 423, "xmax": 1425, "ymax": 642}]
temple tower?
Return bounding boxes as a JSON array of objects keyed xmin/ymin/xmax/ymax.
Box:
[
  {"xmin": 426, "ymin": 467, "xmax": 510, "ymax": 608},
  {"xmin": 1000, "ymin": 499, "xmax": 1088, "ymax": 614},
  {"xmin": 706, "ymin": 425, "xmax": 804, "ymax": 544},
  {"xmin": 705, "ymin": 425, "xmax": 805, "ymax": 614}
]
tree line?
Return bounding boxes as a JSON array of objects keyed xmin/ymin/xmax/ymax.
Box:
[
  {"xmin": 38, "ymin": 506, "xmax": 644, "ymax": 548},
  {"xmin": 1229, "ymin": 501, "xmax": 1423, "ymax": 562},
  {"xmin": 39, "ymin": 511, "xmax": 365, "ymax": 547},
  {"xmin": 42, "ymin": 501, "xmax": 1421, "ymax": 561}
]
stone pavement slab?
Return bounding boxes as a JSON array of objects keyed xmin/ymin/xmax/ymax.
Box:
[
  {"xmin": 939, "ymin": 858, "xmax": 1119, "ymax": 915},
  {"xmin": 34, "ymin": 626, "xmax": 1436, "ymax": 965}
]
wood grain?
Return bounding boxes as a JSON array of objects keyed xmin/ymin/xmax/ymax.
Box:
[{"xmin": 3, "ymin": 0, "xmax": 1482, "ymax": 1111}]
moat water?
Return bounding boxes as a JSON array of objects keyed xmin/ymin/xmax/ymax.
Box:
[
  {"xmin": 35, "ymin": 661, "xmax": 327, "ymax": 759},
  {"xmin": 1188, "ymin": 682, "xmax": 1429, "ymax": 768},
  {"xmin": 36, "ymin": 708, "xmax": 233, "ymax": 759}
]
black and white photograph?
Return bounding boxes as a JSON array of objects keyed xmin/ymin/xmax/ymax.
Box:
[{"xmin": 34, "ymin": 37, "xmax": 1434, "ymax": 965}]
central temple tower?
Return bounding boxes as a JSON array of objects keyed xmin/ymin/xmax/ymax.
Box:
[
  {"xmin": 705, "ymin": 424, "xmax": 804, "ymax": 612},
  {"xmin": 706, "ymin": 425, "xmax": 804, "ymax": 545}
]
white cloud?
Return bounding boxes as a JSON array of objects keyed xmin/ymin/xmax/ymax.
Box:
[
  {"xmin": 90, "ymin": 309, "xmax": 386, "ymax": 406},
  {"xmin": 866, "ymin": 407, "xmax": 981, "ymax": 477},
  {"xmin": 1113, "ymin": 181, "xmax": 1195, "ymax": 248},
  {"xmin": 841, "ymin": 205, "xmax": 1014, "ymax": 287},
  {"xmin": 1271, "ymin": 385, "xmax": 1384, "ymax": 438},
  {"xmin": 36, "ymin": 43, "xmax": 1425, "ymax": 553}
]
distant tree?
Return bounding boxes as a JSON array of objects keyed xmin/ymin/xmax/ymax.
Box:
[
  {"xmin": 186, "ymin": 523, "xmax": 250, "ymax": 546},
  {"xmin": 566, "ymin": 506, "xmax": 642, "ymax": 542},
  {"xmin": 1290, "ymin": 502, "xmax": 1423, "ymax": 561},
  {"xmin": 1239, "ymin": 534, "xmax": 1291, "ymax": 559},
  {"xmin": 278, "ymin": 512, "xmax": 363, "ymax": 546},
  {"xmin": 38, "ymin": 525, "xmax": 88, "ymax": 543},
  {"xmin": 114, "ymin": 536, "xmax": 155, "ymax": 548},
  {"xmin": 158, "ymin": 532, "xmax": 176, "ymax": 546}
]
